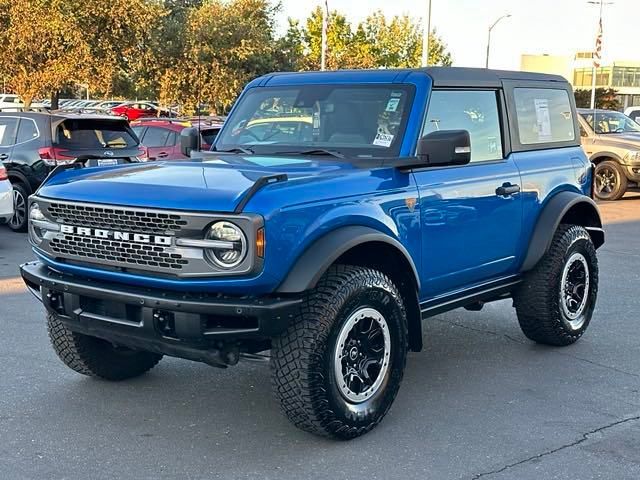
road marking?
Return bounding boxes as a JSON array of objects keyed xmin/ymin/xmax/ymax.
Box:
[{"xmin": 0, "ymin": 277, "xmax": 27, "ymax": 295}]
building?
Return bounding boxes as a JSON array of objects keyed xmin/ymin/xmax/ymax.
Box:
[{"xmin": 521, "ymin": 53, "xmax": 640, "ymax": 109}]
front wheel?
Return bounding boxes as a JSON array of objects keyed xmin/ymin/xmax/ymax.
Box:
[
  {"xmin": 47, "ymin": 313, "xmax": 163, "ymax": 380},
  {"xmin": 271, "ymin": 265, "xmax": 408, "ymax": 439},
  {"xmin": 514, "ymin": 225, "xmax": 598, "ymax": 346}
]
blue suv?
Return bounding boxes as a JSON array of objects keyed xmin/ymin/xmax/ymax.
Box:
[{"xmin": 20, "ymin": 68, "xmax": 604, "ymax": 439}]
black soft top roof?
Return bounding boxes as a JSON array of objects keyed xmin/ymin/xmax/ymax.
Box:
[{"xmin": 424, "ymin": 67, "xmax": 568, "ymax": 87}]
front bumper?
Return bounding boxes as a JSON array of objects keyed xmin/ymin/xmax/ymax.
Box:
[{"xmin": 20, "ymin": 261, "xmax": 302, "ymax": 365}]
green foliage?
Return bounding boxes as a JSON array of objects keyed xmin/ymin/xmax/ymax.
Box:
[
  {"xmin": 0, "ymin": 1, "xmax": 453, "ymax": 114},
  {"xmin": 574, "ymin": 88, "xmax": 622, "ymax": 111}
]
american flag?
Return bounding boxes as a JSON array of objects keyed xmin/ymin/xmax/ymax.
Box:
[{"xmin": 594, "ymin": 18, "xmax": 603, "ymax": 69}]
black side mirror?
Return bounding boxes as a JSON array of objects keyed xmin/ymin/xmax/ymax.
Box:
[
  {"xmin": 417, "ymin": 130, "xmax": 471, "ymax": 167},
  {"xmin": 180, "ymin": 127, "xmax": 200, "ymax": 157}
]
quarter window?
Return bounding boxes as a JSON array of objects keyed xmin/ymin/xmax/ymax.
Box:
[
  {"xmin": 142, "ymin": 127, "xmax": 171, "ymax": 147},
  {"xmin": 423, "ymin": 90, "xmax": 503, "ymax": 162},
  {"xmin": 513, "ymin": 88, "xmax": 575, "ymax": 145},
  {"xmin": 16, "ymin": 119, "xmax": 38, "ymax": 143}
]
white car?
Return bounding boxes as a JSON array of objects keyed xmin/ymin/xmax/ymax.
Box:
[
  {"xmin": 0, "ymin": 164, "xmax": 13, "ymax": 225},
  {"xmin": 0, "ymin": 94, "xmax": 45, "ymax": 112},
  {"xmin": 624, "ymin": 106, "xmax": 640, "ymax": 124}
]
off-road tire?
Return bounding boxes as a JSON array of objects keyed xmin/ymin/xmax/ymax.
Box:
[
  {"xmin": 271, "ymin": 265, "xmax": 408, "ymax": 439},
  {"xmin": 514, "ymin": 225, "xmax": 598, "ymax": 346},
  {"xmin": 8, "ymin": 182, "xmax": 29, "ymax": 232},
  {"xmin": 594, "ymin": 160, "xmax": 627, "ymax": 201},
  {"xmin": 47, "ymin": 313, "xmax": 163, "ymax": 380}
]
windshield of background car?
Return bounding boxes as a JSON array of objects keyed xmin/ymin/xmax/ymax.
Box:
[
  {"xmin": 582, "ymin": 111, "xmax": 640, "ymax": 134},
  {"xmin": 215, "ymin": 84, "xmax": 414, "ymax": 157},
  {"xmin": 54, "ymin": 119, "xmax": 139, "ymax": 149}
]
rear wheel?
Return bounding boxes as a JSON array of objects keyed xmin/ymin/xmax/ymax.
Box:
[
  {"xmin": 514, "ymin": 225, "xmax": 598, "ymax": 346},
  {"xmin": 47, "ymin": 313, "xmax": 163, "ymax": 380},
  {"xmin": 8, "ymin": 182, "xmax": 28, "ymax": 232},
  {"xmin": 271, "ymin": 265, "xmax": 408, "ymax": 439},
  {"xmin": 594, "ymin": 160, "xmax": 627, "ymax": 201}
]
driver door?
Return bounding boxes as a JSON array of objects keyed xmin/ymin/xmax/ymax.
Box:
[{"xmin": 414, "ymin": 89, "xmax": 523, "ymax": 298}]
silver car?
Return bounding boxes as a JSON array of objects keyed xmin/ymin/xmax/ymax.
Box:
[
  {"xmin": 578, "ymin": 108, "xmax": 640, "ymax": 200},
  {"xmin": 0, "ymin": 163, "xmax": 13, "ymax": 224}
]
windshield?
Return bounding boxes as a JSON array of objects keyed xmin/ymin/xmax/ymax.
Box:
[
  {"xmin": 55, "ymin": 119, "xmax": 139, "ymax": 150},
  {"xmin": 582, "ymin": 111, "xmax": 640, "ymax": 134},
  {"xmin": 215, "ymin": 84, "xmax": 414, "ymax": 157}
]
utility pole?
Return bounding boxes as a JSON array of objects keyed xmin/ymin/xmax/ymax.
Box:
[
  {"xmin": 587, "ymin": 0, "xmax": 614, "ymax": 110},
  {"xmin": 421, "ymin": 0, "xmax": 432, "ymax": 67},
  {"xmin": 485, "ymin": 14, "xmax": 511, "ymax": 68},
  {"xmin": 321, "ymin": 0, "xmax": 329, "ymax": 71}
]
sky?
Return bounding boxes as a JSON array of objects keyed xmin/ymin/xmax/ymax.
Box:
[{"xmin": 277, "ymin": 0, "xmax": 640, "ymax": 70}]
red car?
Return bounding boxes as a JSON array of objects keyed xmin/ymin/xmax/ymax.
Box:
[
  {"xmin": 131, "ymin": 118, "xmax": 224, "ymax": 161},
  {"xmin": 110, "ymin": 102, "xmax": 159, "ymax": 121}
]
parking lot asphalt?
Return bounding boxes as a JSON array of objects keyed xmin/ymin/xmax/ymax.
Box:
[{"xmin": 1, "ymin": 197, "xmax": 639, "ymax": 480}]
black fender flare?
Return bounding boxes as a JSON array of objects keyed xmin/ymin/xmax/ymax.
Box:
[
  {"xmin": 521, "ymin": 191, "xmax": 604, "ymax": 272},
  {"xmin": 276, "ymin": 225, "xmax": 420, "ymax": 293}
]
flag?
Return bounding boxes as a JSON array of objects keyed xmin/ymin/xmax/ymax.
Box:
[{"xmin": 593, "ymin": 18, "xmax": 602, "ymax": 69}]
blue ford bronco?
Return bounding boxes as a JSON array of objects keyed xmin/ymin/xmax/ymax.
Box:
[{"xmin": 20, "ymin": 67, "xmax": 604, "ymax": 439}]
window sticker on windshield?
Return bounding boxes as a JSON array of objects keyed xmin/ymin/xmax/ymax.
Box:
[
  {"xmin": 534, "ymin": 98, "xmax": 552, "ymax": 141},
  {"xmin": 373, "ymin": 133, "xmax": 394, "ymax": 147},
  {"xmin": 385, "ymin": 98, "xmax": 401, "ymax": 112}
]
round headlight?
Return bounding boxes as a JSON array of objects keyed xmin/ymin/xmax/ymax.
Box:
[
  {"xmin": 204, "ymin": 221, "xmax": 247, "ymax": 268},
  {"xmin": 29, "ymin": 203, "xmax": 45, "ymax": 244}
]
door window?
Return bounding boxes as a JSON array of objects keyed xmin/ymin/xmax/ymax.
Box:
[
  {"xmin": 16, "ymin": 118, "xmax": 39, "ymax": 143},
  {"xmin": 423, "ymin": 90, "xmax": 503, "ymax": 162},
  {"xmin": 142, "ymin": 127, "xmax": 171, "ymax": 147},
  {"xmin": 0, "ymin": 117, "xmax": 19, "ymax": 146}
]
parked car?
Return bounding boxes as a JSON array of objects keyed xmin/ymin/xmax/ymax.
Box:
[
  {"xmin": 20, "ymin": 68, "xmax": 603, "ymax": 439},
  {"xmin": 0, "ymin": 163, "xmax": 13, "ymax": 225},
  {"xmin": 624, "ymin": 106, "xmax": 640, "ymax": 124},
  {"xmin": 0, "ymin": 112, "xmax": 142, "ymax": 231},
  {"xmin": 0, "ymin": 94, "xmax": 46, "ymax": 112},
  {"xmin": 577, "ymin": 108, "xmax": 640, "ymax": 200},
  {"xmin": 131, "ymin": 117, "xmax": 224, "ymax": 160},
  {"xmin": 110, "ymin": 102, "xmax": 159, "ymax": 121}
]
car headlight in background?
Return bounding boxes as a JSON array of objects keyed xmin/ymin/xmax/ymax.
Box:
[{"xmin": 204, "ymin": 221, "xmax": 247, "ymax": 268}]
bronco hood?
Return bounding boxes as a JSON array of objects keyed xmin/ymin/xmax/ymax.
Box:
[{"xmin": 36, "ymin": 155, "xmax": 352, "ymax": 213}]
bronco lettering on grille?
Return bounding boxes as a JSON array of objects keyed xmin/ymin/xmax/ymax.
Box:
[{"xmin": 60, "ymin": 225, "xmax": 172, "ymax": 246}]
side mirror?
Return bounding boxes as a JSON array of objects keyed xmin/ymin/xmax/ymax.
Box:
[
  {"xmin": 416, "ymin": 130, "xmax": 471, "ymax": 167},
  {"xmin": 180, "ymin": 127, "xmax": 200, "ymax": 157}
]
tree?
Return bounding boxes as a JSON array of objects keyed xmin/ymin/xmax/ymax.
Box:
[
  {"xmin": 0, "ymin": 0, "xmax": 91, "ymax": 108},
  {"xmin": 160, "ymin": 0, "xmax": 283, "ymax": 114},
  {"xmin": 68, "ymin": 0, "xmax": 166, "ymax": 99},
  {"xmin": 574, "ymin": 88, "xmax": 621, "ymax": 110},
  {"xmin": 289, "ymin": 8, "xmax": 452, "ymax": 71},
  {"xmin": 0, "ymin": 0, "xmax": 163, "ymax": 105}
]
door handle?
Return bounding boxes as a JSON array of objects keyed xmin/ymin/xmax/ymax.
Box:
[
  {"xmin": 157, "ymin": 152, "xmax": 168, "ymax": 158},
  {"xmin": 496, "ymin": 182, "xmax": 520, "ymax": 197},
  {"xmin": 0, "ymin": 153, "xmax": 8, "ymax": 160}
]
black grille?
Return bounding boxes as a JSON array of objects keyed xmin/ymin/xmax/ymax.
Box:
[
  {"xmin": 50, "ymin": 235, "xmax": 189, "ymax": 270},
  {"xmin": 47, "ymin": 203, "xmax": 188, "ymax": 235}
]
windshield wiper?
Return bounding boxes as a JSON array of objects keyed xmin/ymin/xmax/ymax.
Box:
[
  {"xmin": 215, "ymin": 146, "xmax": 255, "ymax": 155},
  {"xmin": 274, "ymin": 148, "xmax": 344, "ymax": 159}
]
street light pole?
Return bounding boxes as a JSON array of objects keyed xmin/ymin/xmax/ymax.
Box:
[
  {"xmin": 421, "ymin": 0, "xmax": 432, "ymax": 67},
  {"xmin": 321, "ymin": 0, "xmax": 329, "ymax": 71},
  {"xmin": 485, "ymin": 14, "xmax": 511, "ymax": 69}
]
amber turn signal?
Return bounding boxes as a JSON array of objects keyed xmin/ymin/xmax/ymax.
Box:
[{"xmin": 256, "ymin": 228, "xmax": 265, "ymax": 258}]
